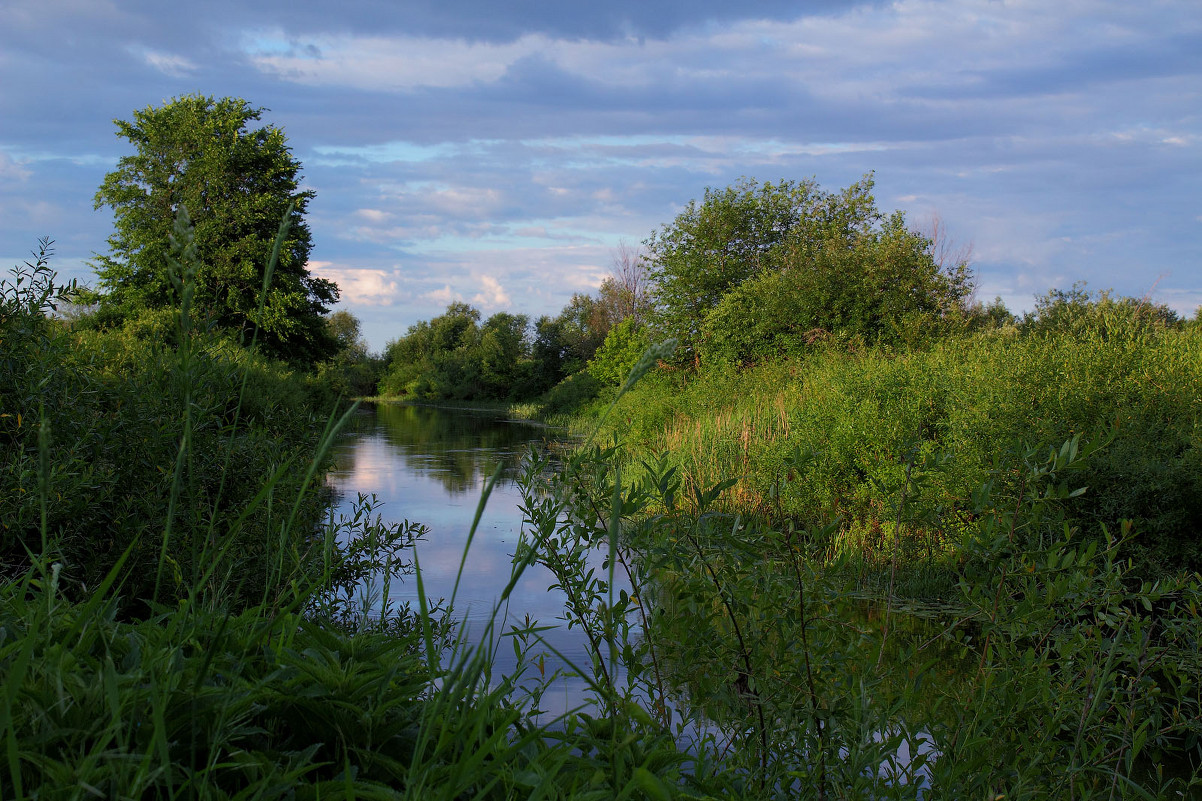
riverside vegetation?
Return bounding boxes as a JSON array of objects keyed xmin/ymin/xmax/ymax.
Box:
[
  {"xmin": 368, "ymin": 177, "xmax": 1202, "ymax": 795},
  {"xmin": 3, "ymin": 104, "xmax": 1201, "ymax": 796}
]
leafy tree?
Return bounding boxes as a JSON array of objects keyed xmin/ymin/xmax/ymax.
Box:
[
  {"xmin": 326, "ymin": 309, "xmax": 367, "ymax": 357},
  {"xmin": 479, "ymin": 312, "xmax": 531, "ymax": 396},
  {"xmin": 646, "ymin": 175, "xmax": 971, "ymax": 364},
  {"xmin": 588, "ymin": 317, "xmax": 651, "ymax": 386},
  {"xmin": 966, "ymin": 296, "xmax": 1017, "ymax": 331},
  {"xmin": 380, "ymin": 303, "xmax": 500, "ymax": 399},
  {"xmin": 317, "ymin": 310, "xmax": 382, "ymax": 398},
  {"xmin": 92, "ymin": 95, "xmax": 339, "ymax": 364}
]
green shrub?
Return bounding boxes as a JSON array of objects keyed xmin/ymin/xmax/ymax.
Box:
[
  {"xmin": 588, "ymin": 318, "xmax": 651, "ymax": 386},
  {"xmin": 1, "ymin": 240, "xmax": 335, "ymax": 610},
  {"xmin": 542, "ymin": 371, "xmax": 606, "ymax": 415},
  {"xmin": 594, "ymin": 327, "xmax": 1202, "ymax": 573}
]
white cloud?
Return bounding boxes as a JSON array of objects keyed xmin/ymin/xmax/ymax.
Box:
[
  {"xmin": 308, "ymin": 262, "xmax": 400, "ymax": 306},
  {"xmin": 471, "ymin": 274, "xmax": 510, "ymax": 308},
  {"xmin": 424, "ymin": 284, "xmax": 455, "ymax": 305},
  {"xmin": 0, "ymin": 151, "xmax": 31, "ymax": 181},
  {"xmin": 241, "ymin": 0, "xmax": 1194, "ymax": 108},
  {"xmin": 136, "ymin": 48, "xmax": 198, "ymax": 77},
  {"xmin": 355, "ymin": 208, "xmax": 391, "ymax": 223},
  {"xmin": 247, "ymin": 31, "xmax": 548, "ymax": 90},
  {"xmin": 1155, "ymin": 287, "xmax": 1202, "ymax": 316}
]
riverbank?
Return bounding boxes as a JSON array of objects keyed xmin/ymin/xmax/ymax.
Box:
[
  {"xmin": 7, "ymin": 253, "xmax": 1201, "ymax": 795},
  {"xmin": 378, "ymin": 318, "xmax": 1202, "ymax": 600}
]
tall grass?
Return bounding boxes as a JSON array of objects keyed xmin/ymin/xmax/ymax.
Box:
[
  {"xmin": 590, "ymin": 327, "xmax": 1202, "ymax": 581},
  {"xmin": 517, "ymin": 415, "xmax": 1202, "ymax": 798}
]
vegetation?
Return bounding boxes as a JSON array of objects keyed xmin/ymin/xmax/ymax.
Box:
[
  {"xmin": 644, "ymin": 175, "xmax": 972, "ymax": 366},
  {"xmin": 90, "ymin": 95, "xmax": 339, "ymax": 364},
  {"xmin": 518, "ymin": 428, "xmax": 1202, "ymax": 798},
  {"xmin": 5, "ymin": 127, "xmax": 1201, "ymax": 797},
  {"xmin": 378, "ymin": 241, "xmax": 654, "ymax": 402},
  {"xmin": 317, "ymin": 309, "xmax": 385, "ymax": 398},
  {"xmin": 374, "ymin": 174, "xmax": 1199, "ymax": 580},
  {"xmin": 1, "ymin": 227, "xmax": 336, "ymax": 610}
]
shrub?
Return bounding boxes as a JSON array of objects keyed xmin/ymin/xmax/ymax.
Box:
[{"xmin": 588, "ymin": 318, "xmax": 651, "ymax": 386}]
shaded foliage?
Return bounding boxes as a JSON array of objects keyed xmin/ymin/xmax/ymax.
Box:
[
  {"xmin": 380, "ymin": 303, "xmax": 537, "ymax": 400},
  {"xmin": 1, "ymin": 241, "xmax": 334, "ymax": 608},
  {"xmin": 91, "ymin": 95, "xmax": 339, "ymax": 364}
]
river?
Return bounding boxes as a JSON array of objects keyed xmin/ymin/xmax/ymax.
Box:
[{"xmin": 326, "ymin": 401, "xmax": 608, "ymax": 717}]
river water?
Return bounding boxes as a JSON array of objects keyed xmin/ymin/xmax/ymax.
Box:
[{"xmin": 326, "ymin": 401, "xmax": 605, "ymax": 716}]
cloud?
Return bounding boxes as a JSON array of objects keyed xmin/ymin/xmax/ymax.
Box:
[
  {"xmin": 471, "ymin": 274, "xmax": 510, "ymax": 307},
  {"xmin": 247, "ymin": 32, "xmax": 548, "ymax": 90},
  {"xmin": 0, "ymin": 151, "xmax": 31, "ymax": 181},
  {"xmin": 136, "ymin": 48, "xmax": 198, "ymax": 77},
  {"xmin": 1155, "ymin": 287, "xmax": 1202, "ymax": 317},
  {"xmin": 308, "ymin": 262, "xmax": 401, "ymax": 306},
  {"xmin": 424, "ymin": 284, "xmax": 455, "ymax": 305},
  {"xmin": 1, "ymin": 0, "xmax": 1198, "ymax": 353}
]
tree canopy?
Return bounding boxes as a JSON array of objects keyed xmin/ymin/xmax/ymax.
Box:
[
  {"xmin": 380, "ymin": 303, "xmax": 538, "ymax": 400},
  {"xmin": 92, "ymin": 95, "xmax": 339, "ymax": 363},
  {"xmin": 645, "ymin": 175, "xmax": 973, "ymax": 365}
]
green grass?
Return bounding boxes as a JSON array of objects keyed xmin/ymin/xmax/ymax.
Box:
[
  {"xmin": 581, "ymin": 327, "xmax": 1202, "ymax": 581},
  {"xmin": 5, "ymin": 225, "xmax": 1202, "ymax": 798}
]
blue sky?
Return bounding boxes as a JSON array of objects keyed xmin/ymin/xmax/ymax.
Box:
[{"xmin": 1, "ymin": 0, "xmax": 1199, "ymax": 351}]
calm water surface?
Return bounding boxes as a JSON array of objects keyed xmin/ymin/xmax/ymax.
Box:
[{"xmin": 326, "ymin": 402, "xmax": 608, "ymax": 715}]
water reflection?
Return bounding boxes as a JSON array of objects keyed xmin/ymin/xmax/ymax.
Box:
[
  {"xmin": 334, "ymin": 403, "xmax": 544, "ymax": 494},
  {"xmin": 326, "ymin": 403, "xmax": 603, "ymax": 717}
]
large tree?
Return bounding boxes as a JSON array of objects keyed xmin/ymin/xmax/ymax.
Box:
[
  {"xmin": 93, "ymin": 95, "xmax": 339, "ymax": 363},
  {"xmin": 646, "ymin": 175, "xmax": 973, "ymax": 364}
]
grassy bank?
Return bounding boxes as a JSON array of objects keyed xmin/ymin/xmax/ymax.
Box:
[{"xmin": 573, "ymin": 325, "xmax": 1202, "ymax": 587}]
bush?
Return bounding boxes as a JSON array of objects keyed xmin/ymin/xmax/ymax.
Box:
[
  {"xmin": 541, "ymin": 371, "xmax": 605, "ymax": 415},
  {"xmin": 646, "ymin": 176, "xmax": 972, "ymax": 364},
  {"xmin": 1, "ymin": 243, "xmax": 335, "ymax": 609},
  {"xmin": 596, "ymin": 327, "xmax": 1202, "ymax": 573},
  {"xmin": 588, "ymin": 318, "xmax": 651, "ymax": 386}
]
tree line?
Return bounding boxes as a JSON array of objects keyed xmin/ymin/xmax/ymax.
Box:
[{"xmin": 58, "ymin": 93, "xmax": 1193, "ymax": 411}]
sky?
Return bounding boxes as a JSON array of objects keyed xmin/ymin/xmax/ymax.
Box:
[{"xmin": 1, "ymin": 0, "xmax": 1199, "ymax": 352}]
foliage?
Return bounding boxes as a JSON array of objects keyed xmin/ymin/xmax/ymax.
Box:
[
  {"xmin": 1, "ymin": 229, "xmax": 337, "ymax": 609},
  {"xmin": 965, "ymin": 294, "xmax": 1018, "ymax": 331},
  {"xmin": 531, "ymin": 294, "xmax": 609, "ymax": 388},
  {"xmin": 380, "ymin": 302, "xmax": 540, "ymax": 400},
  {"xmin": 699, "ymin": 210, "xmax": 972, "ymax": 365},
  {"xmin": 517, "ymin": 408, "xmax": 1202, "ymax": 798},
  {"xmin": 91, "ymin": 95, "xmax": 339, "ymax": 364},
  {"xmin": 588, "ymin": 318, "xmax": 652, "ymax": 387},
  {"xmin": 0, "ymin": 352, "xmax": 692, "ymax": 800},
  {"xmin": 591, "ymin": 321, "xmax": 1202, "ymax": 575},
  {"xmin": 646, "ymin": 175, "xmax": 972, "ymax": 364},
  {"xmin": 315, "ymin": 310, "xmax": 383, "ymax": 398},
  {"xmin": 5, "ymin": 253, "xmax": 1202, "ymax": 798},
  {"xmin": 1021, "ymin": 282, "xmax": 1182, "ymax": 340},
  {"xmin": 378, "ymin": 296, "xmax": 631, "ymax": 402},
  {"xmin": 540, "ymin": 370, "xmax": 606, "ymax": 416}
]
